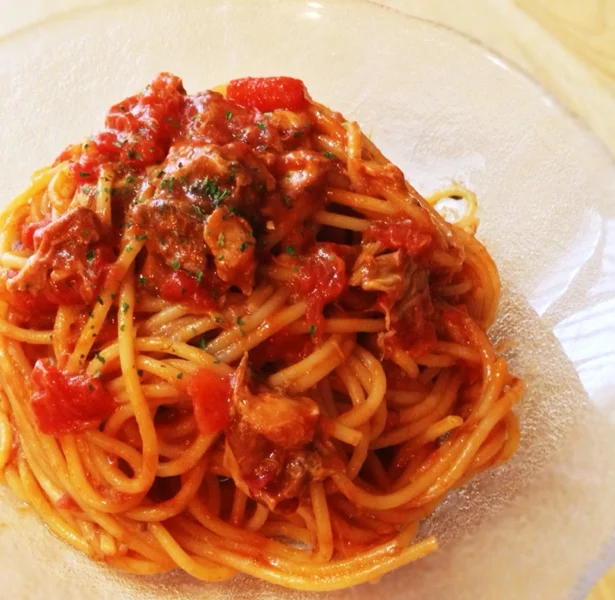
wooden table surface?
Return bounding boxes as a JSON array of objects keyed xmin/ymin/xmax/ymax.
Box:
[
  {"xmin": 0, "ymin": 0, "xmax": 614, "ymax": 598},
  {"xmin": 378, "ymin": 0, "xmax": 615, "ymax": 157}
]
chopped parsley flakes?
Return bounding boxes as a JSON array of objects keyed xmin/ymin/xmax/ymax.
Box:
[
  {"xmin": 160, "ymin": 177, "xmax": 175, "ymax": 192},
  {"xmin": 194, "ymin": 177, "xmax": 230, "ymax": 207}
]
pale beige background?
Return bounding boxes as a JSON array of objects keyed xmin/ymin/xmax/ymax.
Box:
[
  {"xmin": 0, "ymin": 1, "xmax": 614, "ymax": 598},
  {"xmin": 2, "ymin": 0, "xmax": 613, "ymax": 153}
]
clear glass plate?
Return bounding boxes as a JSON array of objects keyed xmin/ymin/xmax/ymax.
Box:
[{"xmin": 1, "ymin": 1, "xmax": 614, "ymax": 599}]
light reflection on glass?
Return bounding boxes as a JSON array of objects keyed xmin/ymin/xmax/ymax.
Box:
[
  {"xmin": 528, "ymin": 209, "xmax": 602, "ymax": 316},
  {"xmin": 551, "ymin": 217, "xmax": 615, "ymax": 405}
]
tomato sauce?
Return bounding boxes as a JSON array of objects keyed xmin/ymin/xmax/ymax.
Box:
[
  {"xmin": 56, "ymin": 493, "xmax": 79, "ymax": 510},
  {"xmin": 30, "ymin": 360, "xmax": 115, "ymax": 436}
]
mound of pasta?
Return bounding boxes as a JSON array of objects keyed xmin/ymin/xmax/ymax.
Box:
[{"xmin": 0, "ymin": 74, "xmax": 523, "ymax": 591}]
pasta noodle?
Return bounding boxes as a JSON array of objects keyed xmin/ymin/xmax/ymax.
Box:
[{"xmin": 0, "ymin": 74, "xmax": 522, "ymax": 591}]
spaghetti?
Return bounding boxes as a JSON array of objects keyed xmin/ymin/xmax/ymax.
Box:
[{"xmin": 0, "ymin": 74, "xmax": 522, "ymax": 591}]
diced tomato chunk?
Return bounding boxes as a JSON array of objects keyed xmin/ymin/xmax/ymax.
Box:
[
  {"xmin": 92, "ymin": 245, "xmax": 117, "ymax": 284},
  {"xmin": 402, "ymin": 323, "xmax": 438, "ymax": 359},
  {"xmin": 250, "ymin": 331, "xmax": 314, "ymax": 366},
  {"xmin": 93, "ymin": 315, "xmax": 118, "ymax": 349},
  {"xmin": 69, "ymin": 155, "xmax": 100, "ymax": 183},
  {"xmin": 10, "ymin": 290, "xmax": 57, "ymax": 314},
  {"xmin": 160, "ymin": 271, "xmax": 197, "ymax": 301},
  {"xmin": 227, "ymin": 76, "xmax": 308, "ymax": 112},
  {"xmin": 56, "ymin": 72, "xmax": 186, "ymax": 180},
  {"xmin": 379, "ymin": 296, "xmax": 437, "ymax": 360},
  {"xmin": 294, "ymin": 246, "xmax": 347, "ymax": 337},
  {"xmin": 21, "ymin": 216, "xmax": 51, "ymax": 251},
  {"xmin": 159, "ymin": 271, "xmax": 215, "ymax": 310},
  {"xmin": 243, "ymin": 462, "xmax": 281, "ymax": 490},
  {"xmin": 187, "ymin": 369, "xmax": 232, "ymax": 435},
  {"xmin": 30, "ymin": 360, "xmax": 116, "ymax": 436},
  {"xmin": 44, "ymin": 279, "xmax": 85, "ymax": 305},
  {"xmin": 364, "ymin": 217, "xmax": 432, "ymax": 257},
  {"xmin": 440, "ymin": 305, "xmax": 476, "ymax": 348}
]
